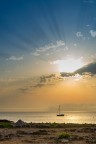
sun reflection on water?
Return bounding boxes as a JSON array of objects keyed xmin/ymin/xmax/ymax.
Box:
[{"xmin": 67, "ymin": 115, "xmax": 81, "ymax": 123}]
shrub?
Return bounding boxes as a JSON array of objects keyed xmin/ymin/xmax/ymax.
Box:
[
  {"xmin": 58, "ymin": 132, "xmax": 70, "ymax": 139},
  {"xmin": 50, "ymin": 122, "xmax": 59, "ymax": 127},
  {"xmin": 0, "ymin": 122, "xmax": 13, "ymax": 128}
]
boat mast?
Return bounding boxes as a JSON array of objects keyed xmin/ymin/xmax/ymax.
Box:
[{"xmin": 59, "ymin": 105, "xmax": 60, "ymax": 115}]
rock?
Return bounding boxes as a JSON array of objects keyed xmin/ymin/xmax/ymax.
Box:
[
  {"xmin": 15, "ymin": 119, "xmax": 27, "ymax": 127},
  {"xmin": 61, "ymin": 139, "xmax": 69, "ymax": 143}
]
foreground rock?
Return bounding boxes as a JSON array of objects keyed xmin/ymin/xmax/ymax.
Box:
[{"xmin": 15, "ymin": 119, "xmax": 27, "ymax": 127}]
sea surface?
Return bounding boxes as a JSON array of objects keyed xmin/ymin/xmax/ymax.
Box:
[{"xmin": 0, "ymin": 111, "xmax": 96, "ymax": 124}]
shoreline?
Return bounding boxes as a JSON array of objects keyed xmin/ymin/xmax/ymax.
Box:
[{"xmin": 0, "ymin": 120, "xmax": 96, "ymax": 143}]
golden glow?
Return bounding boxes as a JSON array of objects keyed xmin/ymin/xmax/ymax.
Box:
[
  {"xmin": 74, "ymin": 74, "xmax": 82, "ymax": 81},
  {"xmin": 59, "ymin": 58, "xmax": 84, "ymax": 73}
]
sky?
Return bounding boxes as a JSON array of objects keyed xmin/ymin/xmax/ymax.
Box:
[{"xmin": 0, "ymin": 0, "xmax": 96, "ymax": 112}]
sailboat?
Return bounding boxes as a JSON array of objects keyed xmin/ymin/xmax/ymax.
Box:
[{"xmin": 57, "ymin": 105, "xmax": 64, "ymax": 116}]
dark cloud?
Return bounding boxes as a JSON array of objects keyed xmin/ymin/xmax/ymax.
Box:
[
  {"xmin": 16, "ymin": 62, "xmax": 96, "ymax": 94},
  {"xmin": 18, "ymin": 62, "xmax": 96, "ymax": 93},
  {"xmin": 40, "ymin": 74, "xmax": 56, "ymax": 83},
  {"xmin": 60, "ymin": 63, "xmax": 96, "ymax": 79},
  {"xmin": 18, "ymin": 74, "xmax": 56, "ymax": 93},
  {"xmin": 75, "ymin": 62, "xmax": 96, "ymax": 75},
  {"xmin": 33, "ymin": 83, "xmax": 45, "ymax": 88},
  {"xmin": 34, "ymin": 83, "xmax": 55, "ymax": 88},
  {"xmin": 34, "ymin": 74, "xmax": 56, "ymax": 88}
]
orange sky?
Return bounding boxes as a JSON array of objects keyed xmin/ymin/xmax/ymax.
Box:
[{"xmin": 0, "ymin": 73, "xmax": 96, "ymax": 112}]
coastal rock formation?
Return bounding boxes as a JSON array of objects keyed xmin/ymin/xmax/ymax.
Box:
[{"xmin": 15, "ymin": 119, "xmax": 26, "ymax": 127}]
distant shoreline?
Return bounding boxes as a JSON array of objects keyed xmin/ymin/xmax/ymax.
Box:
[{"xmin": 0, "ymin": 119, "xmax": 96, "ymax": 128}]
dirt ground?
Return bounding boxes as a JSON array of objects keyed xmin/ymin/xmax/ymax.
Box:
[{"xmin": 0, "ymin": 124, "xmax": 96, "ymax": 144}]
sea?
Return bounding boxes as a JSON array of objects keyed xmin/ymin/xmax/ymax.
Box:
[{"xmin": 0, "ymin": 111, "xmax": 96, "ymax": 124}]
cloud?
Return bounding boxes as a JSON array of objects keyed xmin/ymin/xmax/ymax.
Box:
[
  {"xmin": 76, "ymin": 32, "xmax": 83, "ymax": 38},
  {"xmin": 33, "ymin": 74, "xmax": 56, "ymax": 88},
  {"xmin": 31, "ymin": 52, "xmax": 40, "ymax": 56},
  {"xmin": 37, "ymin": 40, "xmax": 65, "ymax": 52},
  {"xmin": 33, "ymin": 83, "xmax": 46, "ymax": 88},
  {"xmin": 14, "ymin": 62, "xmax": 96, "ymax": 93},
  {"xmin": 17, "ymin": 74, "xmax": 56, "ymax": 92},
  {"xmin": 58, "ymin": 62, "xmax": 96, "ymax": 80},
  {"xmin": 18, "ymin": 62, "xmax": 96, "ymax": 93},
  {"xmin": 89, "ymin": 30, "xmax": 96, "ymax": 38},
  {"xmin": 33, "ymin": 83, "xmax": 55, "ymax": 88},
  {"xmin": 75, "ymin": 62, "xmax": 96, "ymax": 74},
  {"xmin": 31, "ymin": 40, "xmax": 67, "ymax": 56},
  {"xmin": 39, "ymin": 74, "xmax": 56, "ymax": 83},
  {"xmin": 6, "ymin": 56, "xmax": 24, "ymax": 61}
]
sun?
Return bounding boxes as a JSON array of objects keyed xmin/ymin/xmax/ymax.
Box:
[{"xmin": 59, "ymin": 58, "xmax": 84, "ymax": 73}]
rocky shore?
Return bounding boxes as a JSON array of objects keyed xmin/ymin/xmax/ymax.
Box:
[{"xmin": 0, "ymin": 119, "xmax": 96, "ymax": 144}]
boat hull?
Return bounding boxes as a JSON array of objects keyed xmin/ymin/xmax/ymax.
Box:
[{"xmin": 57, "ymin": 114, "xmax": 64, "ymax": 116}]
